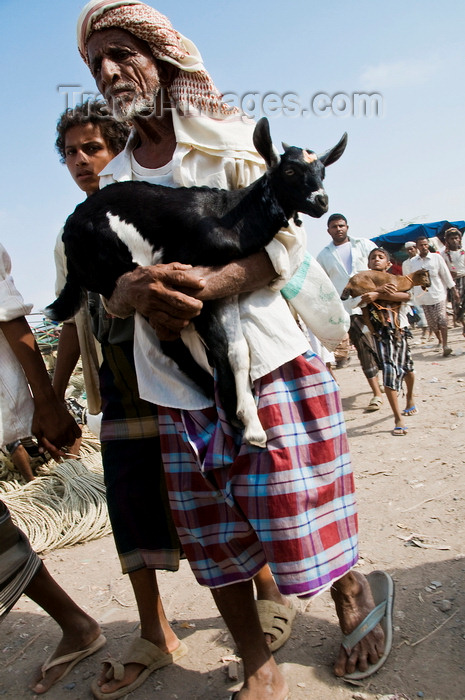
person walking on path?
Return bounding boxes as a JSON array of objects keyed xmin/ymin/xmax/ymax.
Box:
[
  {"xmin": 359, "ymin": 247, "xmax": 417, "ymax": 435},
  {"xmin": 402, "ymin": 241, "xmax": 430, "ymax": 340},
  {"xmin": 317, "ymin": 214, "xmax": 384, "ymax": 411},
  {"xmin": 409, "ymin": 235, "xmax": 458, "ymax": 356},
  {"xmin": 53, "ymin": 101, "xmax": 190, "ymax": 699},
  {"xmin": 53, "ymin": 100, "xmax": 299, "ymax": 699},
  {"xmin": 0, "ymin": 242, "xmax": 104, "ymax": 695},
  {"xmin": 441, "ymin": 227, "xmax": 465, "ymax": 336},
  {"xmin": 75, "ymin": 3, "xmax": 394, "ymax": 697}
]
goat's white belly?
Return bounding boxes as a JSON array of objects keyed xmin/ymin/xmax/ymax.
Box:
[
  {"xmin": 106, "ymin": 213, "xmax": 215, "ymax": 407},
  {"xmin": 107, "ymin": 213, "xmax": 164, "ymax": 265}
]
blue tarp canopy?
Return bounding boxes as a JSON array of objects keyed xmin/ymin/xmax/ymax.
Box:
[{"xmin": 371, "ymin": 220, "xmax": 465, "ymax": 249}]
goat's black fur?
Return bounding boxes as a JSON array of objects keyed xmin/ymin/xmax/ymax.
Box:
[{"xmin": 47, "ymin": 118, "xmax": 347, "ymax": 427}]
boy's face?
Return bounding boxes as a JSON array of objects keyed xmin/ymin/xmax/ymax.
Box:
[
  {"xmin": 64, "ymin": 123, "xmax": 115, "ymax": 196},
  {"xmin": 368, "ymin": 250, "xmax": 390, "ymax": 271}
]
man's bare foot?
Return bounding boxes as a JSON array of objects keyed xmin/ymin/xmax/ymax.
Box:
[
  {"xmin": 30, "ymin": 619, "xmax": 102, "ymax": 694},
  {"xmin": 234, "ymin": 659, "xmax": 289, "ymax": 700},
  {"xmin": 95, "ymin": 633, "xmax": 182, "ymax": 696},
  {"xmin": 331, "ymin": 571, "xmax": 385, "ymax": 677}
]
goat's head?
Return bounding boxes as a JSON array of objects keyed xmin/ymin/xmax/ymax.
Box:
[
  {"xmin": 413, "ymin": 268, "xmax": 431, "ymax": 290},
  {"xmin": 253, "ymin": 117, "xmax": 347, "ymax": 222}
]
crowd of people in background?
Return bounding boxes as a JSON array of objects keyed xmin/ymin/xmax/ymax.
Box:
[{"xmin": 316, "ymin": 218, "xmax": 461, "ymax": 436}]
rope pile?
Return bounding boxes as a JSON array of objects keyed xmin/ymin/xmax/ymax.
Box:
[
  {"xmin": 0, "ymin": 429, "xmax": 101, "ymax": 482},
  {"xmin": 0, "ymin": 448, "xmax": 111, "ymax": 553},
  {"xmin": 0, "ymin": 320, "xmax": 111, "ymax": 552}
]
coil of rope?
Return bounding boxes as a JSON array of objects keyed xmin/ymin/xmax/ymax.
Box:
[{"xmin": 0, "ymin": 440, "xmax": 111, "ymax": 553}]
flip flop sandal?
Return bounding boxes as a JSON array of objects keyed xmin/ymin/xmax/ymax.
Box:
[
  {"xmin": 39, "ymin": 634, "xmax": 106, "ymax": 688},
  {"xmin": 402, "ymin": 406, "xmax": 417, "ymax": 416},
  {"xmin": 342, "ymin": 570, "xmax": 395, "ymax": 680},
  {"xmin": 366, "ymin": 396, "xmax": 383, "ymax": 411},
  {"xmin": 392, "ymin": 427, "xmax": 407, "ymax": 436},
  {"xmin": 91, "ymin": 638, "xmax": 187, "ymax": 700}
]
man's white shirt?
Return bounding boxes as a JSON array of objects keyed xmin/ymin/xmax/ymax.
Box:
[
  {"xmin": 409, "ymin": 251, "xmax": 455, "ymax": 305},
  {"xmin": 317, "ymin": 236, "xmax": 376, "ymax": 315}
]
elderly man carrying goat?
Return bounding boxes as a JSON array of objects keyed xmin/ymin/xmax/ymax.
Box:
[{"xmin": 74, "ymin": 2, "xmax": 394, "ymax": 697}]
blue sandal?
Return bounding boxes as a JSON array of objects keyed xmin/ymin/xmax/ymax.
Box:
[{"xmin": 402, "ymin": 406, "xmax": 417, "ymax": 416}]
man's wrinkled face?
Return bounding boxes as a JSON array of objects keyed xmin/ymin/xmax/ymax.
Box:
[
  {"xmin": 87, "ymin": 28, "xmax": 161, "ymax": 121},
  {"xmin": 327, "ymin": 218, "xmax": 349, "ymax": 245}
]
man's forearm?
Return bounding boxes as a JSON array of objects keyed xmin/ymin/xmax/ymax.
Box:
[
  {"xmin": 103, "ymin": 273, "xmax": 136, "ymax": 318},
  {"xmin": 193, "ymin": 250, "xmax": 276, "ymax": 300},
  {"xmin": 104, "ymin": 251, "xmax": 276, "ymax": 341},
  {"xmin": 0, "ymin": 316, "xmax": 56, "ymax": 402},
  {"xmin": 107, "ymin": 252, "xmax": 275, "ymax": 313},
  {"xmin": 0, "ymin": 316, "xmax": 81, "ymax": 454},
  {"xmin": 378, "ymin": 291, "xmax": 411, "ymax": 302}
]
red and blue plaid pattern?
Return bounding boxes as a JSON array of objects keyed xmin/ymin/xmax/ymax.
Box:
[{"xmin": 159, "ymin": 352, "xmax": 358, "ymax": 596}]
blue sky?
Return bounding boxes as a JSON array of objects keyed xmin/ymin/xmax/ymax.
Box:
[{"xmin": 1, "ymin": 0, "xmax": 464, "ymax": 311}]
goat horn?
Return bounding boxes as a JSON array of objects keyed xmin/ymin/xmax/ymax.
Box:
[{"xmin": 281, "ymin": 141, "xmax": 291, "ymax": 151}]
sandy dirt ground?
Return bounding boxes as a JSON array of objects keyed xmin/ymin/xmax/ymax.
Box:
[{"xmin": 1, "ymin": 325, "xmax": 464, "ymax": 700}]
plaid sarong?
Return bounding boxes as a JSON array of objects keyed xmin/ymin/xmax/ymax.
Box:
[
  {"xmin": 0, "ymin": 501, "xmax": 42, "ymax": 619},
  {"xmin": 158, "ymin": 352, "xmax": 358, "ymax": 596},
  {"xmin": 101, "ymin": 436, "xmax": 180, "ymax": 573},
  {"xmin": 348, "ymin": 315, "xmax": 381, "ymax": 379},
  {"xmin": 97, "ymin": 339, "xmax": 181, "ymax": 573},
  {"xmin": 98, "ymin": 339, "xmax": 159, "ymax": 442},
  {"xmin": 422, "ymin": 300, "xmax": 448, "ymax": 332}
]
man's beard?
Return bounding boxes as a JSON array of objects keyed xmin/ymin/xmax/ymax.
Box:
[{"xmin": 109, "ymin": 89, "xmax": 160, "ymax": 122}]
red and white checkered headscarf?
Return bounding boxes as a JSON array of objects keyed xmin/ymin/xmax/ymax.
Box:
[{"xmin": 77, "ymin": 0, "xmax": 237, "ymax": 116}]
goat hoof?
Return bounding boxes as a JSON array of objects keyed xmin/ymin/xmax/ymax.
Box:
[{"xmin": 245, "ymin": 430, "xmax": 267, "ymax": 448}]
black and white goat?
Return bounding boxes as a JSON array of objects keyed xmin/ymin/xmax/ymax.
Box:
[{"xmin": 47, "ymin": 117, "xmax": 347, "ymax": 446}]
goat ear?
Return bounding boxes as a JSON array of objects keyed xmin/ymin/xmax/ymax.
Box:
[
  {"xmin": 253, "ymin": 117, "xmax": 280, "ymax": 168},
  {"xmin": 318, "ymin": 132, "xmax": 348, "ymax": 166},
  {"xmin": 281, "ymin": 141, "xmax": 291, "ymax": 151}
]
